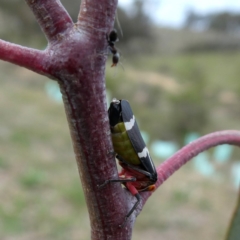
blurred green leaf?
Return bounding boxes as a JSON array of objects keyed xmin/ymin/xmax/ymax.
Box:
[{"xmin": 225, "ymin": 187, "xmax": 240, "ymax": 240}]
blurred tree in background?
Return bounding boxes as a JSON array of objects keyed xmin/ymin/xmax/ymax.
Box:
[
  {"xmin": 185, "ymin": 9, "xmax": 240, "ymax": 33},
  {"xmin": 115, "ymin": 1, "xmax": 154, "ymax": 54}
]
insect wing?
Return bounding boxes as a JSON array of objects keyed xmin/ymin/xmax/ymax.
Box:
[{"xmin": 120, "ymin": 100, "xmax": 157, "ymax": 181}]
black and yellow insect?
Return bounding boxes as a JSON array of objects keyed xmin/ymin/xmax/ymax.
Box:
[{"xmin": 101, "ymin": 98, "xmax": 158, "ymax": 226}]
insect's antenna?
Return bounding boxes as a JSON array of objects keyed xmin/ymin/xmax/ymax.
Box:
[{"xmin": 116, "ymin": 8, "xmax": 123, "ymax": 37}]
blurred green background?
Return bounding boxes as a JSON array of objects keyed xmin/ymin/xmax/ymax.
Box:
[{"xmin": 0, "ymin": 0, "xmax": 240, "ymax": 239}]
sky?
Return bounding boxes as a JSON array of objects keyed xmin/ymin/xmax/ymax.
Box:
[{"xmin": 118, "ymin": 0, "xmax": 240, "ymax": 28}]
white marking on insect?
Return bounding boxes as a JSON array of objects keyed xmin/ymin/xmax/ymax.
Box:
[
  {"xmin": 125, "ymin": 115, "xmax": 135, "ymax": 130},
  {"xmin": 138, "ymin": 147, "xmax": 150, "ymax": 158}
]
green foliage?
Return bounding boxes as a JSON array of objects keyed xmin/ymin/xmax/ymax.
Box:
[
  {"xmin": 19, "ymin": 168, "xmax": 47, "ymax": 189},
  {"xmin": 0, "ymin": 156, "xmax": 8, "ymax": 169},
  {"xmin": 0, "ymin": 202, "xmax": 24, "ymax": 233},
  {"xmin": 225, "ymin": 189, "xmax": 240, "ymax": 240}
]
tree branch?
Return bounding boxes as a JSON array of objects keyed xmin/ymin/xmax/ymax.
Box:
[
  {"xmin": 0, "ymin": 40, "xmax": 49, "ymax": 76},
  {"xmin": 141, "ymin": 130, "xmax": 240, "ymax": 205},
  {"xmin": 77, "ymin": 0, "xmax": 117, "ymax": 35},
  {"xmin": 25, "ymin": 0, "xmax": 73, "ymax": 42}
]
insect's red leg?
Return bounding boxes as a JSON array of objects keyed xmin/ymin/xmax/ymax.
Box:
[
  {"xmin": 119, "ymin": 182, "xmax": 141, "ymax": 228},
  {"xmin": 126, "ymin": 182, "xmax": 138, "ymax": 196}
]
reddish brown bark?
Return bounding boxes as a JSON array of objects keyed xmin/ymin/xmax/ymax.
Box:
[
  {"xmin": 1, "ymin": 1, "xmax": 240, "ymax": 240},
  {"xmin": 25, "ymin": 0, "xmax": 73, "ymax": 42}
]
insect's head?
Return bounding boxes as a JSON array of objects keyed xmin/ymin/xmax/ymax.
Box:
[
  {"xmin": 108, "ymin": 98, "xmax": 122, "ymax": 127},
  {"xmin": 108, "ymin": 29, "xmax": 118, "ymax": 44}
]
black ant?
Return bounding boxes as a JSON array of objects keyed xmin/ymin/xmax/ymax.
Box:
[{"xmin": 107, "ymin": 29, "xmax": 120, "ymax": 67}]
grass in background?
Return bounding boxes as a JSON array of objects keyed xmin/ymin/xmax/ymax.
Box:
[{"xmin": 0, "ymin": 63, "xmax": 89, "ymax": 240}]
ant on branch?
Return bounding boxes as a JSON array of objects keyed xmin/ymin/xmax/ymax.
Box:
[{"xmin": 107, "ymin": 29, "xmax": 120, "ymax": 67}]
